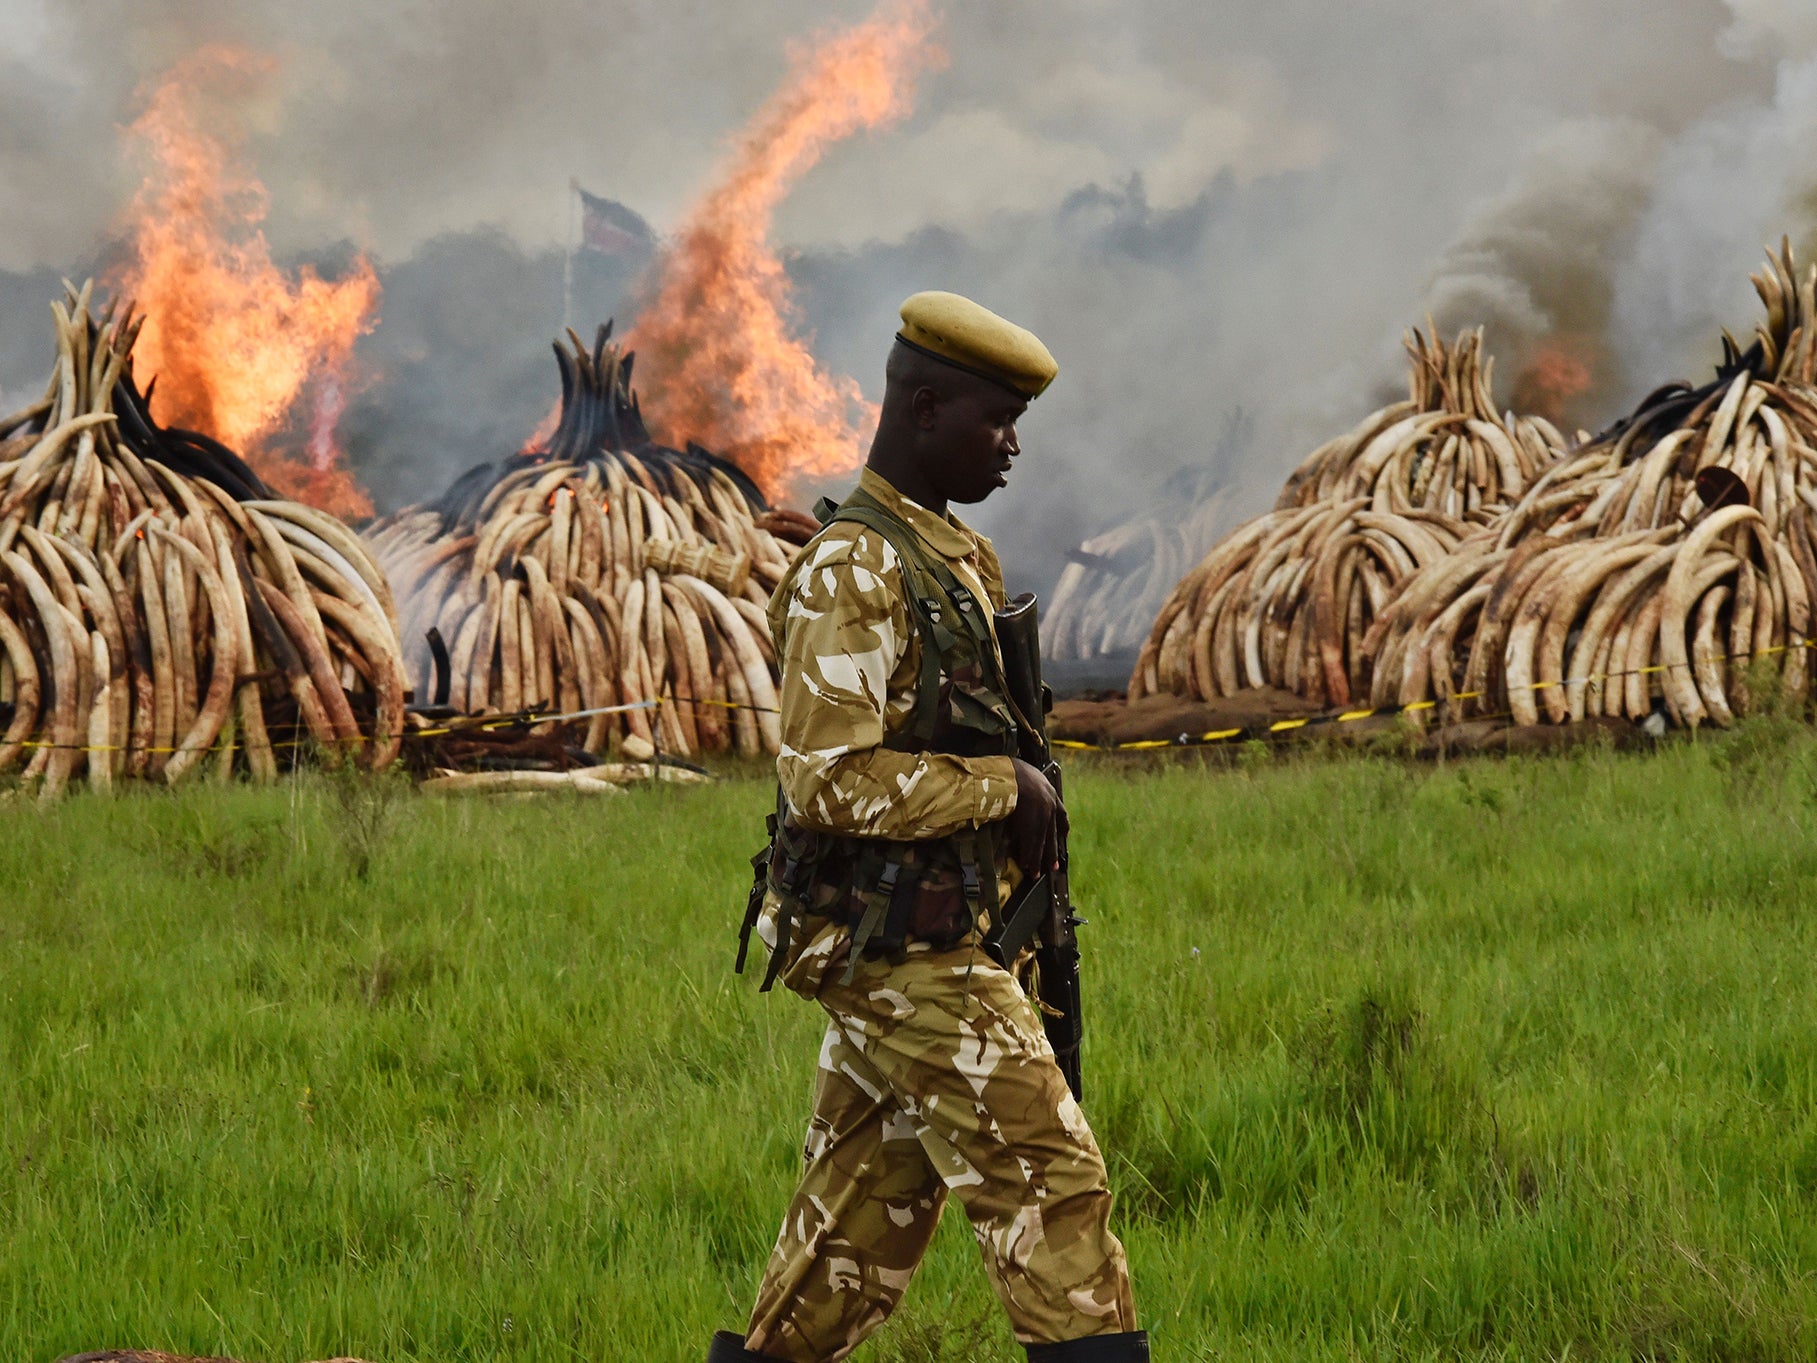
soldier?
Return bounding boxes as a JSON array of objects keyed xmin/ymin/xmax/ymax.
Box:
[{"xmin": 707, "ymin": 293, "xmax": 1147, "ymax": 1363}]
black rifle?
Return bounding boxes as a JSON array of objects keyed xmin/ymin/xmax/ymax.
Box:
[{"xmin": 983, "ymin": 592, "xmax": 1086, "ymax": 1101}]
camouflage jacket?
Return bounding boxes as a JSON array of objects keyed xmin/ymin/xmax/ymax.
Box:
[{"xmin": 765, "ymin": 467, "xmax": 1020, "ymax": 841}]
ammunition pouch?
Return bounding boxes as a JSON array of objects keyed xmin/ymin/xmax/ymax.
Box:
[{"xmin": 739, "ymin": 807, "xmax": 1001, "ymax": 991}]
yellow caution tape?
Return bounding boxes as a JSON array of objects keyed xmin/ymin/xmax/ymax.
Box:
[{"xmin": 1049, "ymin": 638, "xmax": 1816, "ymax": 752}]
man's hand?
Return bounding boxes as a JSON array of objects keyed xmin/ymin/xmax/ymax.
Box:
[{"xmin": 1007, "ymin": 757, "xmax": 1067, "ymax": 874}]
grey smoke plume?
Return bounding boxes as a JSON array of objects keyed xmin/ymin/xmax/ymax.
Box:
[
  {"xmin": 0, "ymin": 0, "xmax": 1808, "ymax": 601},
  {"xmin": 1612, "ymin": 44, "xmax": 1817, "ymax": 398},
  {"xmin": 1719, "ymin": 0, "xmax": 1817, "ymax": 59},
  {"xmin": 1413, "ymin": 119, "xmax": 1664, "ymax": 430},
  {"xmin": 329, "ymin": 229, "xmax": 655, "ymax": 513}
]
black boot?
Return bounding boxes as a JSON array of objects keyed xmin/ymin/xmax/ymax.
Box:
[
  {"xmin": 706, "ymin": 1328, "xmax": 786, "ymax": 1361},
  {"xmin": 1026, "ymin": 1330, "xmax": 1151, "ymax": 1362}
]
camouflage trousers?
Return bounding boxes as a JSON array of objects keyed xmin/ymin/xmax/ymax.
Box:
[{"xmin": 745, "ymin": 931, "xmax": 1137, "ymax": 1361}]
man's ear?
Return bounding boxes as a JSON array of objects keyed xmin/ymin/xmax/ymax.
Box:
[{"xmin": 909, "ymin": 384, "xmax": 943, "ymax": 430}]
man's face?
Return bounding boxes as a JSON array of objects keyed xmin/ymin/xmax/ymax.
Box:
[{"xmin": 916, "ymin": 381, "xmax": 1028, "ymax": 506}]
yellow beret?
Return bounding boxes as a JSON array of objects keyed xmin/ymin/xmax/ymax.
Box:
[{"xmin": 896, "ymin": 291, "xmax": 1058, "ymax": 399}]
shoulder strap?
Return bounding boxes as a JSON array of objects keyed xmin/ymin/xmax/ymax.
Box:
[
  {"xmin": 817, "ymin": 492, "xmax": 960, "ymax": 746},
  {"xmin": 818, "ymin": 488, "xmax": 1003, "ymax": 654},
  {"xmin": 811, "ymin": 486, "xmax": 1016, "ymax": 753}
]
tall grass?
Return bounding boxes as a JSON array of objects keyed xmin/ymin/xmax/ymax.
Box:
[{"xmin": 4, "ymin": 727, "xmax": 1817, "ymax": 1361}]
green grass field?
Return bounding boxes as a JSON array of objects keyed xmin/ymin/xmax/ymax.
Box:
[{"xmin": 5, "ymin": 728, "xmax": 1817, "ymax": 1362}]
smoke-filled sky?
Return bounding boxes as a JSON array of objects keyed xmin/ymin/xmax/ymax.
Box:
[{"xmin": 4, "ymin": 0, "xmax": 1817, "ymax": 593}]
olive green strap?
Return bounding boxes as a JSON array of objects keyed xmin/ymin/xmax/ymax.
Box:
[
  {"xmin": 821, "ymin": 491, "xmax": 1010, "ymax": 747},
  {"xmin": 841, "ymin": 857, "xmax": 902, "ymax": 985}
]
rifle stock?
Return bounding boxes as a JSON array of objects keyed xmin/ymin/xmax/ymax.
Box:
[{"xmin": 985, "ymin": 593, "xmax": 1085, "ymax": 1100}]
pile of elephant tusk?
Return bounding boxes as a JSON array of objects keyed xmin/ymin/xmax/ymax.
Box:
[
  {"xmin": 1131, "ymin": 326, "xmax": 1567, "ymax": 708},
  {"xmin": 0, "ymin": 283, "xmax": 406, "ymax": 797},
  {"xmin": 1276, "ymin": 327, "xmax": 1567, "ymax": 518},
  {"xmin": 365, "ymin": 326, "xmax": 815, "ymax": 762},
  {"xmin": 1044, "ymin": 465, "xmax": 1241, "ymax": 664},
  {"xmin": 1134, "ymin": 241, "xmax": 1817, "ymax": 732}
]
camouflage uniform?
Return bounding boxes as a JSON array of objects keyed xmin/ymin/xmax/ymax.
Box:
[{"xmin": 741, "ymin": 468, "xmax": 1137, "ymax": 1361}]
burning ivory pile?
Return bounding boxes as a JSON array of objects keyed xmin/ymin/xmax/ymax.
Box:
[
  {"xmin": 1134, "ymin": 242, "xmax": 1817, "ymax": 733},
  {"xmin": 0, "ymin": 284, "xmax": 406, "ymax": 795},
  {"xmin": 1361, "ymin": 243, "xmax": 1817, "ymax": 728},
  {"xmin": 366, "ymin": 327, "xmax": 813, "ymax": 761},
  {"xmin": 1130, "ymin": 327, "xmax": 1567, "ymax": 707}
]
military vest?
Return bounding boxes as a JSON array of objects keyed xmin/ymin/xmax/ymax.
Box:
[{"xmin": 739, "ymin": 485, "xmax": 1021, "ymax": 990}]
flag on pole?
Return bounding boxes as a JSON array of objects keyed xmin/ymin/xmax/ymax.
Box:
[{"xmin": 578, "ymin": 189, "xmax": 657, "ymax": 258}]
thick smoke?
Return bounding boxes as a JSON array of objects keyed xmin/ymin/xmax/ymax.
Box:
[
  {"xmin": 1720, "ymin": 1, "xmax": 1817, "ymax": 58},
  {"xmin": 1, "ymin": 0, "xmax": 1811, "ymax": 602},
  {"xmin": 1612, "ymin": 20, "xmax": 1817, "ymax": 399},
  {"xmin": 1412, "ymin": 119, "xmax": 1664, "ymax": 432}
]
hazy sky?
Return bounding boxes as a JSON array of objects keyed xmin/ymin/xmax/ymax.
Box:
[{"xmin": 3, "ymin": 0, "xmax": 1815, "ymax": 588}]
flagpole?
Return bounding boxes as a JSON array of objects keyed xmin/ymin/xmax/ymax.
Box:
[{"xmin": 563, "ymin": 177, "xmax": 578, "ymax": 329}]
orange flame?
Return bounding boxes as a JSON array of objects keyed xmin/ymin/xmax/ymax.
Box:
[
  {"xmin": 519, "ymin": 402, "xmax": 560, "ymax": 457},
  {"xmin": 1513, "ymin": 333, "xmax": 1600, "ymax": 426},
  {"xmin": 630, "ymin": 1, "xmax": 944, "ymax": 502},
  {"xmin": 113, "ymin": 46, "xmax": 380, "ymax": 518}
]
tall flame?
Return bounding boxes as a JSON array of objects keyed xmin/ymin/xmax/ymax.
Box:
[
  {"xmin": 114, "ymin": 46, "xmax": 380, "ymax": 518},
  {"xmin": 630, "ymin": 1, "xmax": 943, "ymax": 501}
]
